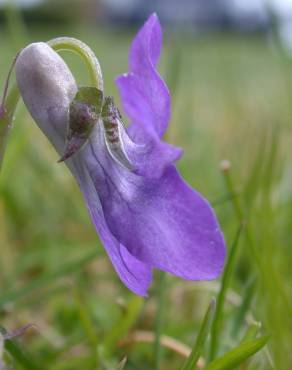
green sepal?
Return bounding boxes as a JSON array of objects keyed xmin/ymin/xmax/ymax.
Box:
[
  {"xmin": 73, "ymin": 86, "xmax": 103, "ymax": 114},
  {"xmin": 59, "ymin": 86, "xmax": 103, "ymax": 162},
  {"xmin": 69, "ymin": 86, "xmax": 103, "ymax": 136}
]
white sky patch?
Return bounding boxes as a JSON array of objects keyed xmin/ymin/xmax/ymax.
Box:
[
  {"xmin": 228, "ymin": 0, "xmax": 267, "ymax": 14},
  {"xmin": 269, "ymin": 0, "xmax": 292, "ymax": 19},
  {"xmin": 0, "ymin": 0, "xmax": 43, "ymax": 8}
]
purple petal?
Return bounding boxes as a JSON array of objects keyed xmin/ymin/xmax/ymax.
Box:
[
  {"xmin": 73, "ymin": 159, "xmax": 153, "ymax": 296},
  {"xmin": 84, "ymin": 125, "xmax": 226, "ymax": 281},
  {"xmin": 116, "ymin": 13, "xmax": 170, "ymax": 141},
  {"xmin": 117, "ymin": 112, "xmax": 182, "ymax": 179},
  {"xmin": 129, "ymin": 13, "xmax": 162, "ymax": 75}
]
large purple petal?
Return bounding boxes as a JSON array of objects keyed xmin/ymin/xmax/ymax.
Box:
[
  {"xmin": 116, "ymin": 13, "xmax": 170, "ymax": 141},
  {"xmin": 85, "ymin": 124, "xmax": 226, "ymax": 281},
  {"xmin": 73, "ymin": 159, "xmax": 153, "ymax": 296}
]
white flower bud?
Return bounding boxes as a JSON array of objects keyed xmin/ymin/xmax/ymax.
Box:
[{"xmin": 15, "ymin": 42, "xmax": 77, "ymax": 154}]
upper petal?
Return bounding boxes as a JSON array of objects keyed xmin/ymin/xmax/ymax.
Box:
[
  {"xmin": 129, "ymin": 13, "xmax": 162, "ymax": 75},
  {"xmin": 116, "ymin": 13, "xmax": 170, "ymax": 141}
]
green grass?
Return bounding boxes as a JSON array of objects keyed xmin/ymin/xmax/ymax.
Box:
[{"xmin": 0, "ymin": 19, "xmax": 292, "ymax": 370}]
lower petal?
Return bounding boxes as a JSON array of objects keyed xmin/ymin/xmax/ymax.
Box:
[
  {"xmin": 72, "ymin": 158, "xmax": 153, "ymax": 296},
  {"xmin": 84, "ymin": 137, "xmax": 226, "ymax": 280}
]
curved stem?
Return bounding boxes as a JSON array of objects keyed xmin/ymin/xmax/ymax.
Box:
[
  {"xmin": 154, "ymin": 271, "xmax": 167, "ymax": 370},
  {"xmin": 0, "ymin": 84, "xmax": 20, "ymax": 171},
  {"xmin": 48, "ymin": 37, "xmax": 103, "ymax": 91}
]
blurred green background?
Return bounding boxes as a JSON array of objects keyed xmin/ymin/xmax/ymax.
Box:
[{"xmin": 0, "ymin": 1, "xmax": 292, "ymax": 369}]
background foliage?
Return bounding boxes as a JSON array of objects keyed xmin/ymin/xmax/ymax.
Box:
[{"xmin": 0, "ymin": 6, "xmax": 291, "ymax": 369}]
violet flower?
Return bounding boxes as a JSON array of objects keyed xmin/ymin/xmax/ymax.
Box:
[{"xmin": 15, "ymin": 14, "xmax": 225, "ymax": 296}]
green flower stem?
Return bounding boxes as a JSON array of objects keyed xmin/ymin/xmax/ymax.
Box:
[
  {"xmin": 209, "ymin": 225, "xmax": 244, "ymax": 361},
  {"xmin": 0, "ymin": 37, "xmax": 103, "ymax": 174},
  {"xmin": 48, "ymin": 37, "xmax": 103, "ymax": 91},
  {"xmin": 182, "ymin": 299, "xmax": 216, "ymax": 370},
  {"xmin": 154, "ymin": 271, "xmax": 167, "ymax": 370},
  {"xmin": 0, "ymin": 84, "xmax": 20, "ymax": 171}
]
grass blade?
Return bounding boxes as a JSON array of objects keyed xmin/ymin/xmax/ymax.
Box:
[
  {"xmin": 154, "ymin": 271, "xmax": 167, "ymax": 370},
  {"xmin": 103, "ymin": 296, "xmax": 143, "ymax": 355},
  {"xmin": 181, "ymin": 299, "xmax": 216, "ymax": 370},
  {"xmin": 116, "ymin": 356, "xmax": 127, "ymax": 370},
  {"xmin": 209, "ymin": 224, "xmax": 244, "ymax": 360},
  {"xmin": 231, "ymin": 278, "xmax": 256, "ymax": 339},
  {"xmin": 0, "ymin": 326, "xmax": 40, "ymax": 370},
  {"xmin": 0, "ymin": 248, "xmax": 98, "ymax": 308},
  {"xmin": 205, "ymin": 335, "xmax": 269, "ymax": 370},
  {"xmin": 240, "ymin": 321, "xmax": 262, "ymax": 343}
]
